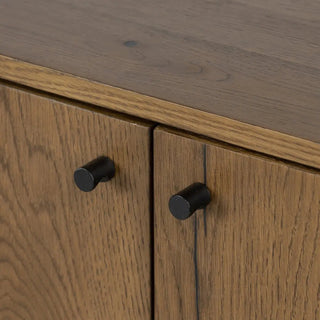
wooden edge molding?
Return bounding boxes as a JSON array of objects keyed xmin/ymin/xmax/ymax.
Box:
[{"xmin": 1, "ymin": 54, "xmax": 320, "ymax": 170}]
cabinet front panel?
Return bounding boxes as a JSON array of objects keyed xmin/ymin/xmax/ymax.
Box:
[
  {"xmin": 155, "ymin": 127, "xmax": 320, "ymax": 320},
  {"xmin": 0, "ymin": 84, "xmax": 151, "ymax": 319}
]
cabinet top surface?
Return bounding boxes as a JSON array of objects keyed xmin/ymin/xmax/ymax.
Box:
[{"xmin": 1, "ymin": 0, "xmax": 320, "ymax": 168}]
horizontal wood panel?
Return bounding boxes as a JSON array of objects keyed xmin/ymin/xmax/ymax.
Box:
[
  {"xmin": 155, "ymin": 126, "xmax": 320, "ymax": 319},
  {"xmin": 0, "ymin": 84, "xmax": 151, "ymax": 319},
  {"xmin": 0, "ymin": 56, "xmax": 320, "ymax": 171},
  {"xmin": 0, "ymin": 0, "xmax": 320, "ymax": 168}
]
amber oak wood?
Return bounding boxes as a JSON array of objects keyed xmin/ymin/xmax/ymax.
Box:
[
  {"xmin": 0, "ymin": 0, "xmax": 320, "ymax": 143},
  {"xmin": 155, "ymin": 127, "xmax": 320, "ymax": 320},
  {"xmin": 0, "ymin": 84, "xmax": 152, "ymax": 319},
  {"xmin": 1, "ymin": 0, "xmax": 320, "ymax": 169}
]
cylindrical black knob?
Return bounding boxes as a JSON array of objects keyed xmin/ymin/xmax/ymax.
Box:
[
  {"xmin": 74, "ymin": 156, "xmax": 115, "ymax": 192},
  {"xmin": 169, "ymin": 182, "xmax": 211, "ymax": 220}
]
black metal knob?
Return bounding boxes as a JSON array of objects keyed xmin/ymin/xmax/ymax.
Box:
[
  {"xmin": 74, "ymin": 156, "xmax": 115, "ymax": 192},
  {"xmin": 169, "ymin": 183, "xmax": 211, "ymax": 220}
]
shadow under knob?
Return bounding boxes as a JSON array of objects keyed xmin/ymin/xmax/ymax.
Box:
[
  {"xmin": 74, "ymin": 156, "xmax": 115, "ymax": 192},
  {"xmin": 169, "ymin": 182, "xmax": 211, "ymax": 220}
]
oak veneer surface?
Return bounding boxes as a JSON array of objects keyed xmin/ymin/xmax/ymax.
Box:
[
  {"xmin": 0, "ymin": 1, "xmax": 320, "ymax": 168},
  {"xmin": 0, "ymin": 84, "xmax": 151, "ymax": 319},
  {"xmin": 155, "ymin": 127, "xmax": 320, "ymax": 320}
]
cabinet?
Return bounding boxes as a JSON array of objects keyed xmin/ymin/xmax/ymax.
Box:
[
  {"xmin": 1, "ymin": 83, "xmax": 320, "ymax": 319},
  {"xmin": 1, "ymin": 1, "xmax": 320, "ymax": 318},
  {"xmin": 154, "ymin": 127, "xmax": 320, "ymax": 319},
  {"xmin": 0, "ymin": 84, "xmax": 152, "ymax": 319},
  {"xmin": 1, "ymin": 84, "xmax": 320, "ymax": 319}
]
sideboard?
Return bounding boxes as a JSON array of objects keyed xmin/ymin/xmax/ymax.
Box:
[{"xmin": 0, "ymin": 1, "xmax": 319, "ymax": 319}]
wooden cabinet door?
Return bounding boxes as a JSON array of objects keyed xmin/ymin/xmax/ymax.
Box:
[
  {"xmin": 155, "ymin": 127, "xmax": 320, "ymax": 320},
  {"xmin": 0, "ymin": 84, "xmax": 151, "ymax": 319}
]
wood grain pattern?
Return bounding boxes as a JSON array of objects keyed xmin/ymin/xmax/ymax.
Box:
[
  {"xmin": 0, "ymin": 0, "xmax": 320, "ymax": 148},
  {"xmin": 155, "ymin": 127, "xmax": 320, "ymax": 320},
  {"xmin": 1, "ymin": 57, "xmax": 320, "ymax": 171},
  {"xmin": 1, "ymin": 0, "xmax": 320, "ymax": 145},
  {"xmin": 0, "ymin": 84, "xmax": 152, "ymax": 319}
]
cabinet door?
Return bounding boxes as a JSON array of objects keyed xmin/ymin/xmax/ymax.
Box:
[
  {"xmin": 0, "ymin": 84, "xmax": 151, "ymax": 319},
  {"xmin": 155, "ymin": 127, "xmax": 320, "ymax": 320}
]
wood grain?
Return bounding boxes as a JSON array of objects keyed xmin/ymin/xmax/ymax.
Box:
[
  {"xmin": 155, "ymin": 127, "xmax": 320, "ymax": 320},
  {"xmin": 0, "ymin": 0, "xmax": 320, "ymax": 169},
  {"xmin": 1, "ymin": 57, "xmax": 320, "ymax": 171},
  {"xmin": 0, "ymin": 84, "xmax": 152, "ymax": 319},
  {"xmin": 0, "ymin": 0, "xmax": 320, "ymax": 145}
]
